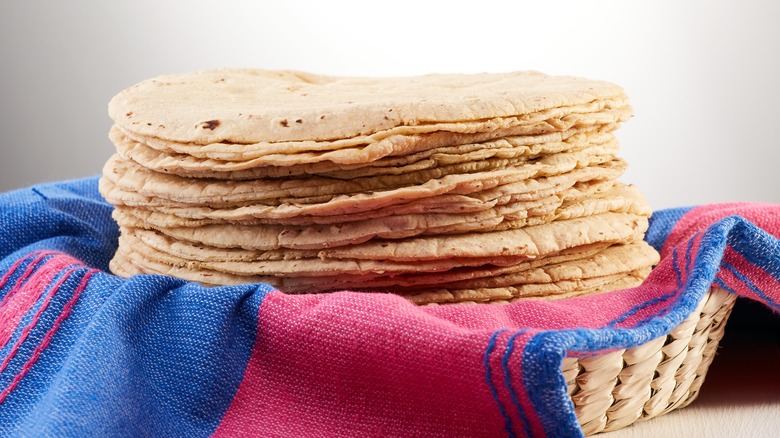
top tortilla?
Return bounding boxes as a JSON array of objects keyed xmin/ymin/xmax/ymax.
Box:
[{"xmin": 109, "ymin": 69, "xmax": 628, "ymax": 144}]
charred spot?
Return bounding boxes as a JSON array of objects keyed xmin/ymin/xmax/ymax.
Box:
[
  {"xmin": 280, "ymin": 119, "xmax": 289, "ymax": 127},
  {"xmin": 383, "ymin": 116, "xmax": 390, "ymax": 121},
  {"xmin": 295, "ymin": 119, "xmax": 303, "ymax": 124},
  {"xmin": 146, "ymin": 122, "xmax": 152, "ymax": 126},
  {"xmin": 320, "ymin": 115, "xmax": 326, "ymax": 120},
  {"xmin": 201, "ymin": 120, "xmax": 221, "ymax": 130},
  {"xmin": 126, "ymin": 112, "xmax": 133, "ymax": 117},
  {"xmin": 214, "ymin": 78, "xmax": 225, "ymax": 83}
]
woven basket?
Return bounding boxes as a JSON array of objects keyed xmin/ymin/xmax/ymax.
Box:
[{"xmin": 561, "ymin": 287, "xmax": 737, "ymax": 435}]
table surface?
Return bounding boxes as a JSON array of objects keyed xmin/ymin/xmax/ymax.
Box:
[{"xmin": 603, "ymin": 298, "xmax": 780, "ymax": 437}]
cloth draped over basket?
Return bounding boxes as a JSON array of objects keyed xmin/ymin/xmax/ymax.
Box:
[{"xmin": 0, "ymin": 177, "xmax": 778, "ymax": 437}]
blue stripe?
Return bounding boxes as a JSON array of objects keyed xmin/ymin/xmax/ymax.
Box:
[
  {"xmin": 721, "ymin": 261, "xmax": 780, "ymax": 312},
  {"xmin": 726, "ymin": 219, "xmax": 780, "ymax": 280},
  {"xmin": 483, "ymin": 329, "xmax": 515, "ymax": 438},
  {"xmin": 521, "ymin": 331, "xmax": 583, "ymax": 437},
  {"xmin": 712, "ymin": 277, "xmax": 730, "ymax": 291},
  {"xmin": 608, "ymin": 247, "xmax": 682, "ymax": 327},
  {"xmin": 502, "ymin": 330, "xmax": 531, "ymax": 438},
  {"xmin": 685, "ymin": 233, "xmax": 698, "ymax": 275},
  {"xmin": 645, "ymin": 207, "xmax": 695, "ymax": 251},
  {"xmin": 674, "ymin": 244, "xmax": 684, "ymax": 289},
  {"xmin": 632, "ymin": 235, "xmax": 698, "ymax": 326}
]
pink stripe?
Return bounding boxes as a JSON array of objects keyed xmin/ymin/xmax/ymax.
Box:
[
  {"xmin": 0, "ymin": 253, "xmax": 38, "ymax": 292},
  {"xmin": 484, "ymin": 331, "xmax": 543, "ymax": 437},
  {"xmin": 719, "ymin": 247, "xmax": 780, "ymax": 307},
  {"xmin": 508, "ymin": 331, "xmax": 546, "ymax": 437},
  {"xmin": 662, "ymin": 203, "xmax": 780, "ymax": 258},
  {"xmin": 687, "ymin": 232, "xmax": 702, "ymax": 275},
  {"xmin": 608, "ymin": 245, "xmax": 691, "ymax": 329},
  {"xmin": 0, "ymin": 267, "xmax": 78, "ymax": 375},
  {"xmin": 0, "ymin": 255, "xmax": 78, "ymax": 351},
  {"xmin": 717, "ymin": 269, "xmax": 748, "ymax": 298},
  {"xmin": 0, "ymin": 251, "xmax": 56, "ymax": 309},
  {"xmin": 0, "ymin": 269, "xmax": 96, "ymax": 404},
  {"xmin": 216, "ymin": 291, "xmax": 511, "ymax": 437}
]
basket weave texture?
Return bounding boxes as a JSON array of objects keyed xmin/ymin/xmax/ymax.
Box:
[{"xmin": 561, "ymin": 287, "xmax": 736, "ymax": 435}]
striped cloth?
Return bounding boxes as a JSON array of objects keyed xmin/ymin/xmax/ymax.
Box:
[{"xmin": 0, "ymin": 177, "xmax": 778, "ymax": 437}]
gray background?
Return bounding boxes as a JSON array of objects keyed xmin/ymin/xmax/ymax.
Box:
[{"xmin": 1, "ymin": 0, "xmax": 779, "ymax": 209}]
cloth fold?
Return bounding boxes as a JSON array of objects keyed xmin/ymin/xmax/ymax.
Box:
[{"xmin": 0, "ymin": 177, "xmax": 778, "ymax": 437}]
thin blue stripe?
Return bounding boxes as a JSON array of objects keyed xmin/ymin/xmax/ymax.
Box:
[
  {"xmin": 674, "ymin": 244, "xmax": 683, "ymax": 289},
  {"xmin": 721, "ymin": 261, "xmax": 780, "ymax": 312},
  {"xmin": 502, "ymin": 330, "xmax": 531, "ymax": 438},
  {"xmin": 608, "ymin": 247, "xmax": 682, "ymax": 327},
  {"xmin": 483, "ymin": 329, "xmax": 515, "ymax": 437},
  {"xmin": 713, "ymin": 277, "xmax": 730, "ymax": 291},
  {"xmin": 726, "ymin": 219, "xmax": 780, "ymax": 280},
  {"xmin": 632, "ymin": 237, "xmax": 697, "ymax": 326},
  {"xmin": 685, "ymin": 233, "xmax": 698, "ymax": 275}
]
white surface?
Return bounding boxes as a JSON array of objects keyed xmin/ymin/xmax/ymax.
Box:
[{"xmin": 1, "ymin": 0, "xmax": 779, "ymax": 209}]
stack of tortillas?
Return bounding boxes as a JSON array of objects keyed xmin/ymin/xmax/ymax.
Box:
[{"xmin": 100, "ymin": 69, "xmax": 660, "ymax": 305}]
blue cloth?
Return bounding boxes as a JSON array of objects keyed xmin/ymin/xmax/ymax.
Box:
[{"xmin": 0, "ymin": 178, "xmax": 270, "ymax": 436}]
